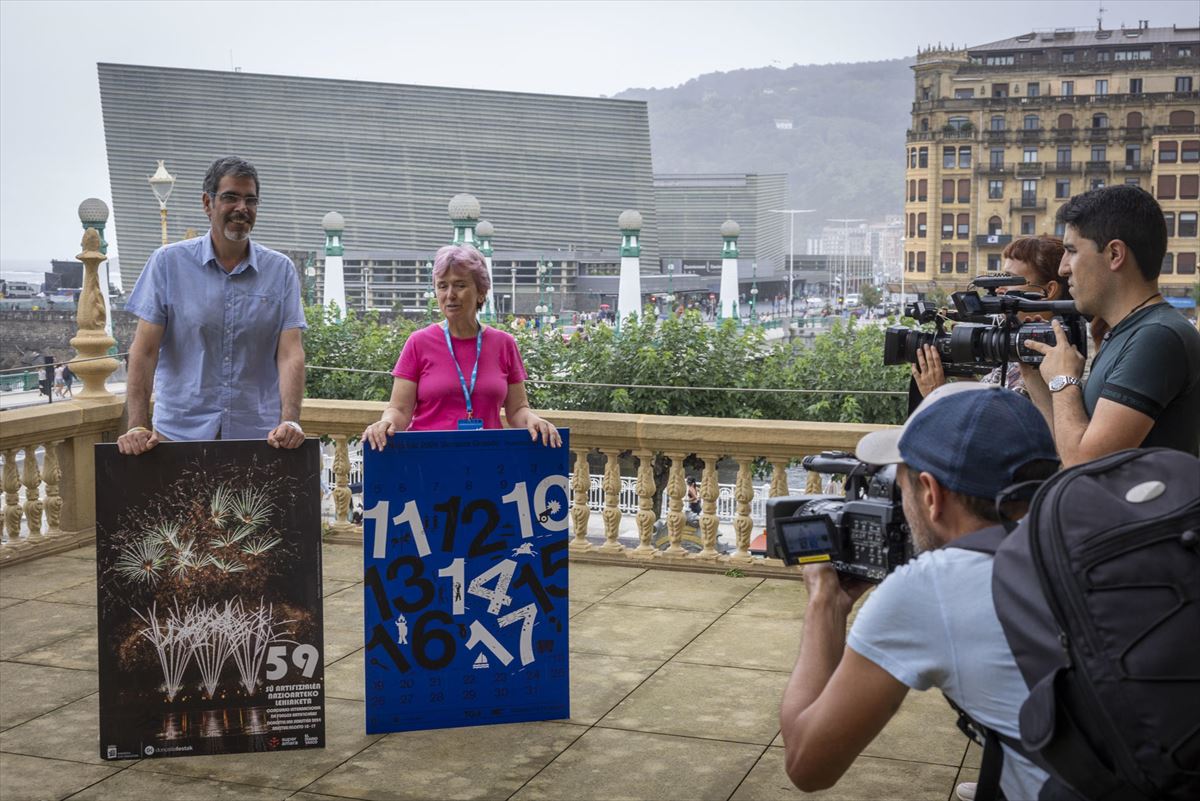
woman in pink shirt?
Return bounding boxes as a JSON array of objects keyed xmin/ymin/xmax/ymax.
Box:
[{"xmin": 362, "ymin": 245, "xmax": 561, "ymax": 450}]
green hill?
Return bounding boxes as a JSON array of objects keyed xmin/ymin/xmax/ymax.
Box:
[{"xmin": 615, "ymin": 58, "xmax": 913, "ymax": 232}]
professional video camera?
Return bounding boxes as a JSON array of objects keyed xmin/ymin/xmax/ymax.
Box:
[
  {"xmin": 764, "ymin": 451, "xmax": 912, "ymax": 583},
  {"xmin": 883, "ymin": 274, "xmax": 1089, "ymax": 380}
]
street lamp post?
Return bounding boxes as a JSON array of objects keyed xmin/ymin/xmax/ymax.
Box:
[
  {"xmin": 510, "ymin": 265, "xmax": 517, "ymax": 319},
  {"xmin": 534, "ymin": 260, "xmax": 552, "ymax": 329},
  {"xmin": 148, "ymin": 160, "xmax": 177, "ymax": 246},
  {"xmin": 749, "ymin": 262, "xmax": 759, "ymax": 322},
  {"xmin": 424, "ymin": 260, "xmax": 435, "ymax": 323},
  {"xmin": 827, "ymin": 218, "xmax": 865, "ymax": 311},
  {"xmin": 768, "ymin": 208, "xmax": 815, "ymax": 320},
  {"xmin": 665, "ymin": 262, "xmax": 676, "ymax": 316}
]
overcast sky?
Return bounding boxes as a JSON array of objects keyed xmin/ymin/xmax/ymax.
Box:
[{"xmin": 1, "ymin": 0, "xmax": 1193, "ymax": 266}]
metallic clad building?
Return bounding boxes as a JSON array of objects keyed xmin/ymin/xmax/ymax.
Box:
[
  {"xmin": 652, "ymin": 174, "xmax": 787, "ymax": 276},
  {"xmin": 98, "ymin": 63, "xmax": 660, "ymax": 290}
]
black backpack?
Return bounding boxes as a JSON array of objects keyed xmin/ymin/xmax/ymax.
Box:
[{"xmin": 950, "ymin": 447, "xmax": 1200, "ymax": 801}]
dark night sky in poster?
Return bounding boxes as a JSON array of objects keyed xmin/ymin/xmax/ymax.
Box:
[{"xmin": 95, "ymin": 440, "xmax": 324, "ymax": 760}]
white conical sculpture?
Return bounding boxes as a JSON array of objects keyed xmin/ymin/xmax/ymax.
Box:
[
  {"xmin": 617, "ymin": 210, "xmax": 643, "ymax": 331},
  {"xmin": 476, "ymin": 219, "xmax": 496, "ymax": 321},
  {"xmin": 321, "ymin": 211, "xmax": 346, "ymax": 317},
  {"xmin": 719, "ymin": 219, "xmax": 740, "ymax": 322}
]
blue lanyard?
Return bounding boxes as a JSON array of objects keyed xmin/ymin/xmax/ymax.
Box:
[{"xmin": 441, "ymin": 322, "xmax": 483, "ymax": 418}]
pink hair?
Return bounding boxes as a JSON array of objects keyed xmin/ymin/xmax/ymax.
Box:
[{"xmin": 432, "ymin": 245, "xmax": 491, "ymax": 308}]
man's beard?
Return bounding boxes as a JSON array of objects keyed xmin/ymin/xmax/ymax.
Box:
[{"xmin": 221, "ymin": 221, "xmax": 251, "ymax": 242}]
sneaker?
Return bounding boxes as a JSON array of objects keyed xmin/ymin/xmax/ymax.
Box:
[{"xmin": 955, "ymin": 782, "xmax": 977, "ymax": 801}]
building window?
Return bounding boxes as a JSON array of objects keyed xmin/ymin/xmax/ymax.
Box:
[
  {"xmin": 1180, "ymin": 47, "xmax": 1194, "ymax": 58},
  {"xmin": 1027, "ymin": 82, "xmax": 1040, "ymax": 97},
  {"xmin": 1129, "ymin": 78, "xmax": 1143, "ymax": 94},
  {"xmin": 990, "ymin": 148, "xmax": 1005, "ymax": 168},
  {"xmin": 1022, "ymin": 179, "xmax": 1038, "ymax": 204},
  {"xmin": 988, "ymin": 216, "xmax": 1003, "ymax": 235},
  {"xmin": 947, "ymin": 116, "xmax": 971, "ymax": 132},
  {"xmin": 921, "ymin": 118, "xmax": 930, "ymax": 131},
  {"xmin": 1182, "ymin": 174, "xmax": 1199, "ymax": 200},
  {"xmin": 1024, "ymin": 114, "xmax": 1040, "ymax": 130},
  {"xmin": 1126, "ymin": 111, "xmax": 1143, "ymax": 128},
  {"xmin": 986, "ymin": 54, "xmax": 1014, "ymax": 66},
  {"xmin": 1062, "ymin": 51, "xmax": 1075, "ymax": 63},
  {"xmin": 941, "ymin": 252, "xmax": 953, "ymax": 273},
  {"xmin": 1178, "ymin": 253, "xmax": 1197, "ymax": 275},
  {"xmin": 919, "ymin": 147, "xmax": 928, "ymax": 167},
  {"xmin": 1092, "ymin": 113, "xmax": 1109, "ymax": 129},
  {"xmin": 958, "ymin": 179, "xmax": 971, "ymax": 203},
  {"xmin": 1057, "ymin": 113, "xmax": 1073, "ymax": 130},
  {"xmin": 1125, "ymin": 178, "xmax": 1140, "ymax": 187},
  {"xmin": 908, "ymin": 213, "xmax": 916, "ymax": 237},
  {"xmin": 917, "ymin": 252, "xmax": 926, "ymax": 272},
  {"xmin": 959, "ymin": 147, "xmax": 972, "ymax": 168},
  {"xmin": 1021, "ymin": 215, "xmax": 1036, "ymax": 235},
  {"xmin": 942, "ymin": 214, "xmax": 954, "ymax": 239},
  {"xmin": 1182, "ymin": 140, "xmax": 1200, "ymax": 163},
  {"xmin": 990, "ymin": 115, "xmax": 1005, "ymax": 131},
  {"xmin": 1162, "ymin": 253, "xmax": 1174, "ymax": 274},
  {"xmin": 1061, "ymin": 80, "xmax": 1074, "ymax": 96},
  {"xmin": 989, "ymin": 179, "xmax": 1004, "ymax": 199},
  {"xmin": 1160, "ymin": 141, "xmax": 1178, "ymax": 163},
  {"xmin": 957, "ymin": 213, "xmax": 970, "ymax": 239},
  {"xmin": 918, "ymin": 212, "xmax": 928, "ymax": 238},
  {"xmin": 944, "ymin": 147, "xmax": 956, "ymax": 168},
  {"xmin": 1090, "ymin": 178, "xmax": 1106, "ymax": 190},
  {"xmin": 909, "ymin": 148, "xmax": 917, "ymax": 168},
  {"xmin": 943, "ymin": 179, "xmax": 956, "ymax": 202},
  {"xmin": 1095, "ymin": 79, "xmax": 1108, "ymax": 96},
  {"xmin": 1055, "ymin": 221, "xmax": 1066, "ymax": 237},
  {"xmin": 1057, "ymin": 146, "xmax": 1072, "ymax": 166},
  {"xmin": 954, "ymin": 88, "xmax": 975, "ymax": 98},
  {"xmin": 1056, "ymin": 179, "xmax": 1071, "ymax": 198},
  {"xmin": 1177, "ymin": 77, "xmax": 1195, "ymax": 93},
  {"xmin": 922, "ymin": 86, "xmax": 931, "ymax": 100},
  {"xmin": 956, "ymin": 252, "xmax": 969, "ymax": 273},
  {"xmin": 908, "ymin": 180, "xmax": 916, "ymax": 202},
  {"xmin": 1179, "ymin": 212, "xmax": 1198, "ymax": 238},
  {"xmin": 1091, "ymin": 145, "xmax": 1107, "ymax": 162},
  {"xmin": 1164, "ymin": 213, "xmax": 1176, "ymax": 237},
  {"xmin": 1115, "ymin": 49, "xmax": 1151, "ymax": 61},
  {"xmin": 1096, "ymin": 50, "xmax": 1110, "ymax": 62},
  {"xmin": 907, "ymin": 251, "xmax": 915, "ymax": 272},
  {"xmin": 918, "ymin": 179, "xmax": 928, "ymax": 200},
  {"xmin": 1126, "ymin": 144, "xmax": 1141, "ymax": 166},
  {"xmin": 987, "ymin": 253, "xmax": 1002, "ymax": 271},
  {"xmin": 1024, "ymin": 147, "xmax": 1038, "ymax": 163}
]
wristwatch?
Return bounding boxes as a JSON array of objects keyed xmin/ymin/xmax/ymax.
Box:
[{"xmin": 1048, "ymin": 375, "xmax": 1082, "ymax": 393}]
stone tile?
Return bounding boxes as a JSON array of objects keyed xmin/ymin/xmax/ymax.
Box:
[
  {"xmin": 954, "ymin": 765, "xmax": 979, "ymax": 794},
  {"xmin": 325, "ymin": 649, "xmax": 364, "ymax": 701},
  {"xmin": 964, "ymin": 739, "xmax": 982, "ymax": 768},
  {"xmin": 570, "ymin": 603, "xmax": 719, "ymax": 660},
  {"xmin": 306, "ymin": 720, "xmax": 585, "ymax": 801},
  {"xmin": 567, "ymin": 600, "xmax": 591, "ymax": 619},
  {"xmin": 0, "ymin": 752, "xmax": 120, "ymax": 801},
  {"xmin": 675, "ymin": 614, "xmax": 802, "ymax": 672},
  {"xmin": 288, "ymin": 794, "xmax": 351, "ymax": 801},
  {"xmin": 323, "ymin": 578, "xmax": 358, "ymax": 597},
  {"xmin": 321, "ymin": 544, "xmax": 362, "ymax": 582},
  {"xmin": 40, "ymin": 579, "xmax": 98, "ymax": 606},
  {"xmin": 567, "ymin": 651, "xmax": 663, "ymax": 726},
  {"xmin": 0, "ymin": 554, "xmax": 96, "ymax": 599},
  {"xmin": 13, "ymin": 626, "xmax": 98, "ymax": 671},
  {"xmin": 60, "ymin": 544, "xmax": 97, "ymax": 561},
  {"xmin": 0, "ymin": 661, "xmax": 97, "ymax": 730},
  {"xmin": 0, "ymin": 693, "xmax": 105, "ymax": 764},
  {"xmin": 0, "ymin": 598, "xmax": 95, "ymax": 660},
  {"xmin": 70, "ymin": 768, "xmax": 292, "ymax": 800},
  {"xmin": 603, "ymin": 569, "xmax": 759, "ymax": 612},
  {"xmin": 127, "ymin": 697, "xmax": 381, "ymax": 791},
  {"xmin": 513, "ymin": 727, "xmax": 762, "ymax": 801},
  {"xmin": 599, "ymin": 661, "xmax": 789, "ymax": 745},
  {"xmin": 862, "ymin": 689, "xmax": 968, "ymax": 768},
  {"xmin": 0, "ymin": 596, "xmax": 25, "ymax": 609},
  {"xmin": 567, "ymin": 563, "xmax": 644, "ymax": 604},
  {"xmin": 731, "ymin": 748, "xmax": 959, "ymax": 801},
  {"xmin": 727, "ymin": 578, "xmax": 808, "ymax": 619},
  {"xmin": 322, "ymin": 585, "xmax": 364, "ymax": 664}
]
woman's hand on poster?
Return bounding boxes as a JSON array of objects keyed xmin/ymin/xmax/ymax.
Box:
[
  {"xmin": 524, "ymin": 413, "xmax": 562, "ymax": 448},
  {"xmin": 363, "ymin": 419, "xmax": 396, "ymax": 452}
]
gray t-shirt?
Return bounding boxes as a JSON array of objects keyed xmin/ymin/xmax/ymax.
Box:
[
  {"xmin": 1083, "ymin": 302, "xmax": 1200, "ymax": 456},
  {"xmin": 848, "ymin": 544, "xmax": 1048, "ymax": 801}
]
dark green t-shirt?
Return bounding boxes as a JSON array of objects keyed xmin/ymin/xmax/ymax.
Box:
[{"xmin": 1083, "ymin": 303, "xmax": 1200, "ymax": 455}]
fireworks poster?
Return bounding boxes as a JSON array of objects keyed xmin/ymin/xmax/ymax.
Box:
[
  {"xmin": 362, "ymin": 428, "xmax": 570, "ymax": 734},
  {"xmin": 95, "ymin": 440, "xmax": 325, "ymax": 760}
]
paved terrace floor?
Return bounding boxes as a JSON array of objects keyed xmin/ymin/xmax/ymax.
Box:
[{"xmin": 0, "ymin": 543, "xmax": 980, "ymax": 801}]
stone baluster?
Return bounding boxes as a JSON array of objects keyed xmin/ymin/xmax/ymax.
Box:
[
  {"xmin": 331, "ymin": 435, "xmax": 353, "ymax": 531},
  {"xmin": 805, "ymin": 463, "xmax": 823, "ymax": 493},
  {"xmin": 663, "ymin": 452, "xmax": 687, "ymax": 556},
  {"xmin": 69, "ymin": 228, "xmax": 118, "ymax": 398},
  {"xmin": 3, "ymin": 449, "xmax": 21, "ymax": 542},
  {"xmin": 42, "ymin": 441, "xmax": 63, "ymax": 535},
  {"xmin": 569, "ymin": 449, "xmax": 591, "ymax": 551},
  {"xmin": 21, "ymin": 445, "xmax": 42, "ymax": 537},
  {"xmin": 631, "ymin": 450, "xmax": 658, "ymax": 558},
  {"xmin": 769, "ymin": 459, "xmax": 790, "ymax": 500},
  {"xmin": 730, "ymin": 457, "xmax": 755, "ymax": 562},
  {"xmin": 696, "ymin": 453, "xmax": 720, "ymax": 560},
  {"xmin": 599, "ymin": 449, "xmax": 624, "ymax": 552}
]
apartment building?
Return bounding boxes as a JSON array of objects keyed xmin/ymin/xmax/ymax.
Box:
[{"xmin": 903, "ymin": 22, "xmax": 1199, "ymax": 300}]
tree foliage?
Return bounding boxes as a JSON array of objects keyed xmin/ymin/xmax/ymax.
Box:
[{"xmin": 303, "ymin": 305, "xmax": 419, "ymax": 401}]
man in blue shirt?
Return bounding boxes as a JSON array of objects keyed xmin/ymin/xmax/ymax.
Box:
[
  {"xmin": 117, "ymin": 156, "xmax": 307, "ymax": 454},
  {"xmin": 780, "ymin": 384, "xmax": 1059, "ymax": 801}
]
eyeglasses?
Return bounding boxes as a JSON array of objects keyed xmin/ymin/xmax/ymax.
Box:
[{"xmin": 212, "ymin": 192, "xmax": 260, "ymax": 208}]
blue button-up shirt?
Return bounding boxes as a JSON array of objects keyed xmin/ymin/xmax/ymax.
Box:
[{"xmin": 125, "ymin": 232, "xmax": 307, "ymax": 441}]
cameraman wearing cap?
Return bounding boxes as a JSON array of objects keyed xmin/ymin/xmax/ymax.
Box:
[
  {"xmin": 780, "ymin": 384, "xmax": 1059, "ymax": 800},
  {"xmin": 1021, "ymin": 185, "xmax": 1200, "ymax": 465}
]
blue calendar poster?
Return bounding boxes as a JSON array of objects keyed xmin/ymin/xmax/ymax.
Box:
[{"xmin": 362, "ymin": 428, "xmax": 570, "ymax": 734}]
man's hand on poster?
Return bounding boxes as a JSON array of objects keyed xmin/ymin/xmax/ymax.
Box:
[
  {"xmin": 268, "ymin": 420, "xmax": 306, "ymax": 449},
  {"xmin": 117, "ymin": 426, "xmax": 160, "ymax": 455}
]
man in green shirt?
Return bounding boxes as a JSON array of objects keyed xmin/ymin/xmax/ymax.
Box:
[{"xmin": 1024, "ymin": 185, "xmax": 1200, "ymax": 465}]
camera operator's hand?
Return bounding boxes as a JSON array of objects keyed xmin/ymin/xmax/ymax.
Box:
[
  {"xmin": 910, "ymin": 344, "xmax": 945, "ymax": 397},
  {"xmin": 801, "ymin": 563, "xmax": 872, "ymax": 619},
  {"xmin": 1025, "ymin": 318, "xmax": 1085, "ymax": 385}
]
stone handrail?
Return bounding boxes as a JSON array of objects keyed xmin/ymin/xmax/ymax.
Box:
[{"xmin": 301, "ymin": 400, "xmax": 890, "ymax": 576}]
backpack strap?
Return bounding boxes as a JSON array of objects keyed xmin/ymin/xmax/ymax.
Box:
[
  {"xmin": 944, "ymin": 695, "xmax": 1019, "ymax": 801},
  {"xmin": 944, "ymin": 524, "xmax": 1008, "ymax": 556}
]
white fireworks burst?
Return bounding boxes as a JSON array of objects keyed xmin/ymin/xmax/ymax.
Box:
[
  {"xmin": 209, "ymin": 484, "xmax": 234, "ymax": 528},
  {"xmin": 115, "ymin": 538, "xmax": 168, "ymax": 585},
  {"xmin": 241, "ymin": 535, "xmax": 281, "ymax": 557},
  {"xmin": 208, "ymin": 556, "xmax": 247, "ymax": 574},
  {"xmin": 134, "ymin": 601, "xmax": 196, "ymax": 701},
  {"xmin": 231, "ymin": 486, "xmax": 274, "ymax": 530}
]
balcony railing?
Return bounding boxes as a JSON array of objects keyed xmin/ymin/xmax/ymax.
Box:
[
  {"xmin": 1119, "ymin": 159, "xmax": 1153, "ymax": 173},
  {"xmin": 976, "ymin": 234, "xmax": 1013, "ymax": 247},
  {"xmin": 1010, "ymin": 198, "xmax": 1047, "ymax": 211},
  {"xmin": 1085, "ymin": 160, "xmax": 1112, "ymax": 173},
  {"xmin": 985, "ymin": 130, "xmax": 1007, "ymax": 142},
  {"xmin": 1152, "ymin": 124, "xmax": 1200, "ymax": 135},
  {"xmin": 975, "ymin": 163, "xmax": 1010, "ymax": 175},
  {"xmin": 1015, "ymin": 162, "xmax": 1046, "ymax": 177},
  {"xmin": 1019, "ymin": 128, "xmax": 1045, "ymax": 142},
  {"xmin": 1088, "ymin": 127, "xmax": 1112, "ymax": 141},
  {"xmin": 1047, "ymin": 161, "xmax": 1080, "ymax": 174},
  {"xmin": 911, "ymin": 91, "xmax": 1199, "ymax": 111}
]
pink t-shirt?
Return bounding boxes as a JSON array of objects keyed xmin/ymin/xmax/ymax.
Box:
[{"xmin": 392, "ymin": 323, "xmax": 528, "ymax": 431}]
